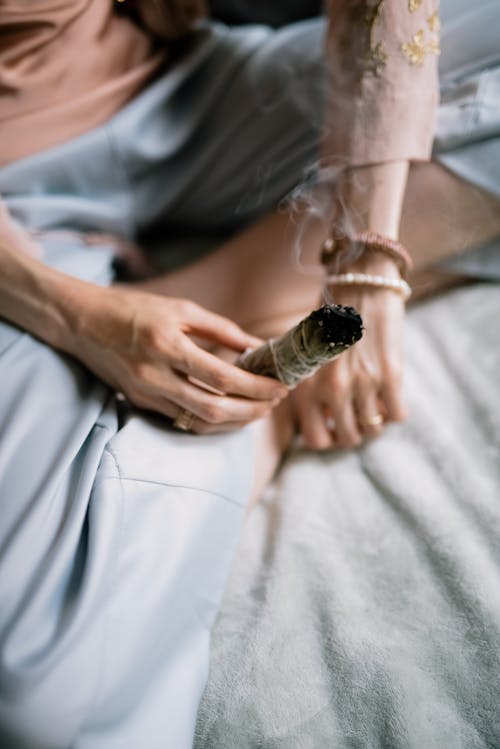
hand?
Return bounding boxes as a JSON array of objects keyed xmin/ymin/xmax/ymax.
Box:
[
  {"xmin": 63, "ymin": 285, "xmax": 288, "ymax": 434},
  {"xmin": 291, "ymin": 258, "xmax": 407, "ymax": 449}
]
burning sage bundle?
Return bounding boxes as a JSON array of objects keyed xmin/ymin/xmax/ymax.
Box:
[{"xmin": 237, "ymin": 304, "xmax": 363, "ymax": 388}]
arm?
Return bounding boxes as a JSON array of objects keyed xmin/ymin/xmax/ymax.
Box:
[
  {"xmin": 324, "ymin": 0, "xmax": 440, "ymax": 236},
  {"xmin": 0, "ymin": 203, "xmax": 287, "ymax": 432},
  {"xmin": 292, "ymin": 1, "xmax": 440, "ymax": 449}
]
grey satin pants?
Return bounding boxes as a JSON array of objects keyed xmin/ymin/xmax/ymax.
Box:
[{"xmin": 0, "ymin": 18, "xmax": 326, "ymax": 749}]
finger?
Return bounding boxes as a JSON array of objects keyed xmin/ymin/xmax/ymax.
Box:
[
  {"xmin": 126, "ymin": 391, "xmax": 179, "ymax": 422},
  {"xmin": 193, "ymin": 418, "xmax": 258, "ymax": 435},
  {"xmin": 328, "ymin": 390, "xmax": 363, "ymax": 448},
  {"xmin": 182, "ymin": 303, "xmax": 263, "ymax": 352},
  {"xmin": 177, "ymin": 338, "xmax": 288, "ymax": 401},
  {"xmin": 126, "ymin": 388, "xmax": 260, "ymax": 435},
  {"xmin": 295, "ymin": 395, "xmax": 334, "ymax": 450},
  {"xmin": 127, "ymin": 363, "xmax": 277, "ymax": 424},
  {"xmin": 354, "ymin": 387, "xmax": 385, "ymax": 440},
  {"xmin": 380, "ymin": 376, "xmax": 407, "ymax": 423},
  {"xmin": 169, "ymin": 375, "xmax": 276, "ymax": 424}
]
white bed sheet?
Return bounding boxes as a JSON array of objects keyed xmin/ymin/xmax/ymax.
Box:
[{"xmin": 195, "ymin": 281, "xmax": 500, "ymax": 749}]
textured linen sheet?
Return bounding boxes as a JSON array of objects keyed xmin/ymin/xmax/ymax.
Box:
[{"xmin": 195, "ymin": 281, "xmax": 500, "ymax": 749}]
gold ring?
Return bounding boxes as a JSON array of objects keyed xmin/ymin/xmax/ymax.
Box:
[
  {"xmin": 173, "ymin": 408, "xmax": 196, "ymax": 432},
  {"xmin": 359, "ymin": 413, "xmax": 384, "ymax": 427}
]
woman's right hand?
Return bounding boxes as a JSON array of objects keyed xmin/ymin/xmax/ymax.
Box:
[{"xmin": 62, "ymin": 285, "xmax": 288, "ymax": 434}]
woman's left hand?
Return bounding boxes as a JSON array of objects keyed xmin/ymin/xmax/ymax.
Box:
[{"xmin": 291, "ymin": 258, "xmax": 408, "ymax": 450}]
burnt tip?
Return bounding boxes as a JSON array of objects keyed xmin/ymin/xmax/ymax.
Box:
[{"xmin": 310, "ymin": 304, "xmax": 363, "ymax": 344}]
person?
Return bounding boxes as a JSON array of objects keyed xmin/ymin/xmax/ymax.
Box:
[{"xmin": 0, "ymin": 1, "xmax": 499, "ymax": 746}]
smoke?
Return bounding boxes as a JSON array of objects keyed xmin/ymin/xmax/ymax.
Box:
[{"xmin": 282, "ymin": 158, "xmax": 372, "ymax": 307}]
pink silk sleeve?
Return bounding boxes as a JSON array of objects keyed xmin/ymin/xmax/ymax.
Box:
[{"xmin": 324, "ymin": 0, "xmax": 441, "ymax": 167}]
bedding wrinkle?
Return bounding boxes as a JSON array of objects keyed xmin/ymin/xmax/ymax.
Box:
[{"xmin": 195, "ymin": 283, "xmax": 500, "ymax": 749}]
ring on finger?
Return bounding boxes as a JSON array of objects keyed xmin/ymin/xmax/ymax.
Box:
[
  {"xmin": 173, "ymin": 408, "xmax": 196, "ymax": 432},
  {"xmin": 358, "ymin": 413, "xmax": 384, "ymax": 428}
]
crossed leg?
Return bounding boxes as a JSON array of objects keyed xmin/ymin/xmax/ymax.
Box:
[
  {"xmin": 136, "ymin": 162, "xmax": 500, "ymax": 501},
  {"xmin": 402, "ymin": 163, "xmax": 500, "ymax": 299}
]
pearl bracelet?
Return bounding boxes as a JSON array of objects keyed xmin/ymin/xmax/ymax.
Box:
[{"xmin": 326, "ymin": 272, "xmax": 412, "ymax": 301}]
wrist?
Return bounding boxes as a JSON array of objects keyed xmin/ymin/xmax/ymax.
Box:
[
  {"xmin": 340, "ymin": 161, "xmax": 409, "ymax": 240},
  {"xmin": 0, "ymin": 221, "xmax": 112, "ymax": 355},
  {"xmin": 10, "ymin": 254, "xmax": 108, "ymax": 356},
  {"xmin": 24, "ymin": 264, "xmax": 93, "ymax": 354},
  {"xmin": 49, "ymin": 274, "xmax": 111, "ymax": 355},
  {"xmin": 321, "ymin": 231, "xmax": 412, "ymax": 280},
  {"xmin": 345, "ymin": 253, "xmax": 402, "ymax": 280},
  {"xmin": 0, "ymin": 248, "xmax": 67, "ymax": 349},
  {"xmin": 322, "ymin": 234, "xmax": 412, "ymax": 303}
]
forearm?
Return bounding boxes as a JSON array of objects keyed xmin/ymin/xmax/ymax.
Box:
[
  {"xmin": 340, "ymin": 160, "xmax": 409, "ymax": 241},
  {"xmin": 323, "ymin": 0, "xmax": 440, "ymax": 251},
  {"xmin": 0, "ymin": 229, "xmax": 100, "ymax": 354}
]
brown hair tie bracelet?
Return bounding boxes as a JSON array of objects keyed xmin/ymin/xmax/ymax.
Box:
[{"xmin": 321, "ymin": 230, "xmax": 414, "ymax": 279}]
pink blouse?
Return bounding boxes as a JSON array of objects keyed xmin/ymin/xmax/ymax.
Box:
[
  {"xmin": 0, "ymin": 0, "xmax": 440, "ymax": 247},
  {"xmin": 0, "ymin": 1, "xmax": 167, "ymax": 166}
]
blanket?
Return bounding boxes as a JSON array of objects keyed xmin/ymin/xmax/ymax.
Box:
[{"xmin": 194, "ymin": 281, "xmax": 500, "ymax": 749}]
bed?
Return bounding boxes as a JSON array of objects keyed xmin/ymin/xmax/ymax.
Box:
[{"xmin": 194, "ymin": 280, "xmax": 500, "ymax": 748}]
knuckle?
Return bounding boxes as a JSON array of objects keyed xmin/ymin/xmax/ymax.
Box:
[
  {"xmin": 210, "ymin": 371, "xmax": 231, "ymax": 393},
  {"xmin": 142, "ymin": 322, "xmax": 165, "ymax": 353},
  {"xmin": 300, "ymin": 418, "xmax": 332, "ymax": 450},
  {"xmin": 200, "ymin": 402, "xmax": 226, "ymax": 424},
  {"xmin": 227, "ymin": 320, "xmax": 244, "ymax": 338},
  {"xmin": 342, "ymin": 437, "xmax": 362, "ymax": 449},
  {"xmin": 338, "ymin": 429, "xmax": 362, "ymax": 449},
  {"xmin": 130, "ymin": 360, "xmax": 149, "ymax": 384},
  {"xmin": 307, "ymin": 434, "xmax": 332, "ymax": 451},
  {"xmin": 168, "ymin": 341, "xmax": 189, "ymax": 372},
  {"xmin": 355, "ymin": 369, "xmax": 375, "ymax": 390},
  {"xmin": 329, "ymin": 371, "xmax": 351, "ymax": 397},
  {"xmin": 365, "ymin": 424, "xmax": 384, "ymax": 438},
  {"xmin": 123, "ymin": 386, "xmax": 145, "ymax": 409},
  {"xmin": 176, "ymin": 352, "xmax": 191, "ymax": 374},
  {"xmin": 192, "ymin": 421, "xmax": 208, "ymax": 435},
  {"xmin": 382, "ymin": 358, "xmax": 403, "ymax": 385},
  {"xmin": 177, "ymin": 298, "xmax": 198, "ymax": 317},
  {"xmin": 292, "ymin": 381, "xmax": 314, "ymax": 405},
  {"xmin": 392, "ymin": 404, "xmax": 408, "ymax": 422}
]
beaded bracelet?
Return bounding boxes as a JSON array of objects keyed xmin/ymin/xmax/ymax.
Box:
[
  {"xmin": 321, "ymin": 231, "xmax": 414, "ymax": 279},
  {"xmin": 326, "ymin": 272, "xmax": 412, "ymax": 301}
]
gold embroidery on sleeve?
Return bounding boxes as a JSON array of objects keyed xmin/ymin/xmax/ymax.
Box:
[
  {"xmin": 427, "ymin": 11, "xmax": 441, "ymax": 32},
  {"xmin": 401, "ymin": 28, "xmax": 440, "ymax": 66},
  {"xmin": 368, "ymin": 40, "xmax": 388, "ymax": 75},
  {"xmin": 352, "ymin": 1, "xmax": 442, "ymax": 77},
  {"xmin": 401, "ymin": 30, "xmax": 427, "ymax": 65},
  {"xmin": 365, "ymin": 0, "xmax": 388, "ymax": 75}
]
